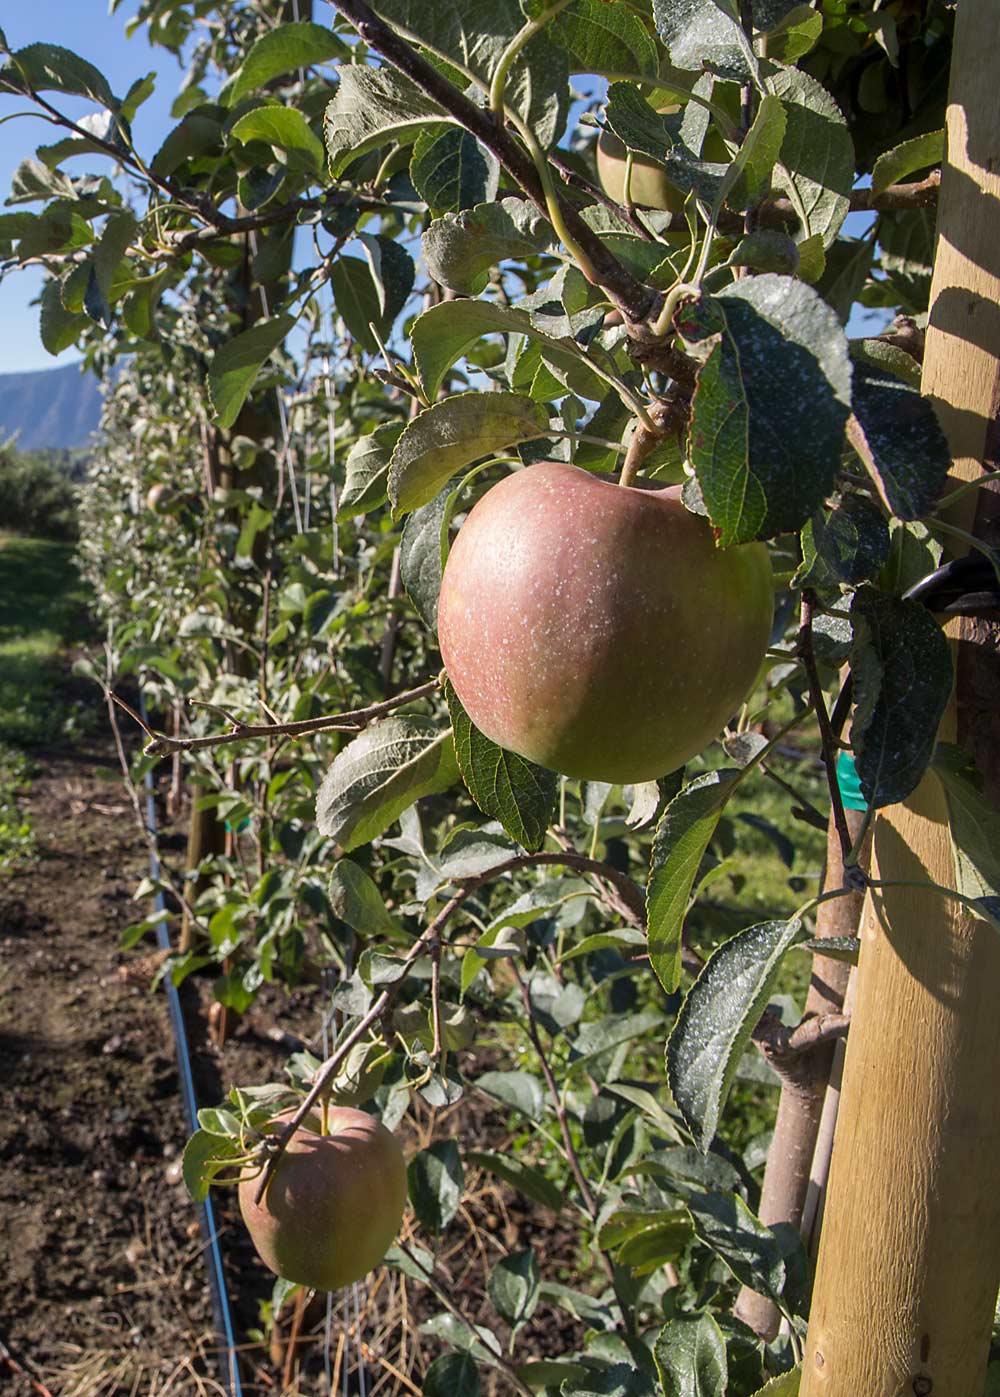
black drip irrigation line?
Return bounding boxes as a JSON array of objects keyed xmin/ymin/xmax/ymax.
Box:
[{"xmin": 140, "ymin": 696, "xmax": 244, "ymax": 1397}]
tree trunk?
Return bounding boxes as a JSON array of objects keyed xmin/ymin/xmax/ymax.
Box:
[
  {"xmin": 801, "ymin": 1, "xmax": 1000, "ymax": 1389},
  {"xmin": 734, "ymin": 808, "xmax": 869, "ymax": 1339}
]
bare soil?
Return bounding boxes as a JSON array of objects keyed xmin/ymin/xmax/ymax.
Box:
[{"xmin": 0, "ymin": 699, "xmax": 585, "ymax": 1396}]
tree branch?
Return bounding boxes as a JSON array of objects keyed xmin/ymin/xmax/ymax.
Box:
[
  {"xmin": 134, "ymin": 677, "xmax": 441, "ymax": 757},
  {"xmin": 796, "ymin": 593, "xmax": 864, "ymax": 884},
  {"xmin": 326, "ymin": 0, "xmax": 657, "ymax": 324}
]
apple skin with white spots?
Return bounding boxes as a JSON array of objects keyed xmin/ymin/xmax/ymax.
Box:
[
  {"xmin": 238, "ymin": 1107, "xmax": 407, "ymax": 1292},
  {"xmin": 438, "ymin": 462, "xmax": 773, "ymax": 783}
]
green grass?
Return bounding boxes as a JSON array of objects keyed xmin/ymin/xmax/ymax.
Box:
[
  {"xmin": 0, "ymin": 744, "xmax": 36, "ymax": 871},
  {"xmin": 0, "ymin": 532, "xmax": 94, "ymax": 745}
]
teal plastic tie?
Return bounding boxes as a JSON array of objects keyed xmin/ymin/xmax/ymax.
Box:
[{"xmin": 836, "ymin": 750, "xmax": 868, "ymax": 812}]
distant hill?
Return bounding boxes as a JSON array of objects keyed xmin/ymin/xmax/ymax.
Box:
[{"xmin": 0, "ymin": 362, "xmax": 103, "ymax": 450}]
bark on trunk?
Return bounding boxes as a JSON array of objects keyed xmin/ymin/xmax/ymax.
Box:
[{"xmin": 734, "ymin": 807, "xmax": 869, "ymax": 1339}]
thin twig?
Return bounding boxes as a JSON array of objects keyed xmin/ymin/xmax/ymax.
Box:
[
  {"xmin": 252, "ymin": 887, "xmax": 473, "ymax": 1203},
  {"xmin": 136, "ymin": 677, "xmax": 441, "ymax": 757},
  {"xmin": 102, "ymin": 678, "xmax": 211, "ymax": 940},
  {"xmin": 796, "ymin": 594, "xmax": 862, "ymax": 881},
  {"xmin": 510, "ymin": 964, "xmax": 635, "ymax": 1334}
]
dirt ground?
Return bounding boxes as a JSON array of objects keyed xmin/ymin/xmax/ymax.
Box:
[{"xmin": 0, "ymin": 699, "xmax": 585, "ymax": 1396}]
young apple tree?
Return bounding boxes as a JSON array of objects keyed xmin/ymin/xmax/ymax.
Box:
[{"xmin": 3, "ymin": 0, "xmax": 999, "ymax": 1391}]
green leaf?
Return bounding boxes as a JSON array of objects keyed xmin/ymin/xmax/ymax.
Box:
[
  {"xmin": 878, "ymin": 209, "xmax": 936, "ymax": 312},
  {"xmin": 517, "ymin": 1360, "xmax": 589, "ymax": 1390},
  {"xmin": 420, "ymin": 1314, "xmax": 503, "ymax": 1367},
  {"xmin": 849, "ymin": 362, "xmax": 950, "ymax": 519},
  {"xmin": 121, "ymin": 70, "xmax": 156, "ymax": 122},
  {"xmin": 647, "ymin": 771, "xmax": 742, "ymax": 993},
  {"xmin": 748, "ymin": 1367, "xmax": 801, "ymax": 1396},
  {"xmin": 122, "ymin": 267, "xmax": 171, "ymax": 340},
  {"xmin": 603, "ymin": 81, "xmax": 676, "ymax": 162},
  {"xmin": 39, "ymin": 277, "xmax": 85, "ymax": 355},
  {"xmin": 150, "ymin": 111, "xmax": 224, "ymax": 178},
  {"xmin": 759, "ymin": 5, "xmax": 823, "ymax": 62},
  {"xmin": 796, "ymin": 494, "xmax": 890, "ymax": 587},
  {"xmin": 7, "ymin": 158, "xmax": 75, "ymax": 205},
  {"xmin": 677, "ymin": 275, "xmax": 852, "ymax": 545},
  {"xmin": 421, "ymin": 197, "xmax": 555, "ymax": 296},
  {"xmin": 356, "ymin": 232, "xmax": 416, "ymax": 326},
  {"xmin": 365, "ymin": 0, "xmax": 568, "ymax": 148},
  {"xmin": 771, "ymin": 65, "xmax": 854, "ymax": 249},
  {"xmin": 871, "ymin": 130, "xmax": 944, "ymax": 198},
  {"xmin": 849, "ymin": 336, "xmax": 921, "ymax": 390},
  {"xmin": 330, "ymin": 248, "xmax": 413, "ymax": 355},
  {"xmin": 410, "ymin": 298, "xmax": 596, "ymax": 403},
  {"xmin": 653, "ymin": 1313, "xmax": 728, "ymax": 1397},
  {"xmin": 1, "ymin": 42, "xmax": 114, "ymax": 106},
  {"xmin": 423, "ymin": 1353, "xmax": 480, "ymax": 1397},
  {"xmin": 598, "ymin": 1209, "xmax": 694, "ymax": 1274},
  {"xmin": 231, "ymin": 105, "xmax": 324, "ymax": 172},
  {"xmin": 489, "ymin": 1250, "xmax": 540, "ymax": 1328},
  {"xmin": 686, "ymin": 1190, "xmax": 785, "ymax": 1303},
  {"xmin": 446, "ymin": 680, "xmax": 557, "ymax": 853},
  {"xmin": 325, "ymin": 66, "xmax": 447, "ymax": 177},
  {"xmin": 400, "ymin": 484, "xmax": 450, "ymax": 632},
  {"xmin": 196, "ymin": 1107, "xmax": 241, "ymax": 1137},
  {"xmin": 328, "ymin": 858, "xmax": 402, "ymax": 937},
  {"xmin": 208, "ymin": 314, "xmax": 295, "ymax": 429},
  {"xmin": 666, "ymin": 918, "xmax": 805, "ymax": 1150},
  {"xmin": 93, "ymin": 209, "xmax": 137, "ymax": 302},
  {"xmin": 722, "ymin": 94, "xmax": 786, "ymax": 211},
  {"xmin": 389, "ymin": 393, "xmax": 548, "ymax": 516},
  {"xmin": 227, "ymin": 22, "xmax": 346, "ymax": 105},
  {"xmin": 561, "ymin": 1364, "xmax": 654, "ymax": 1397},
  {"xmin": 653, "ymin": 0, "xmax": 746, "ymax": 78},
  {"xmin": 558, "ymin": 928, "xmax": 646, "ymax": 963},
  {"xmin": 465, "ymin": 1150, "xmax": 562, "ymax": 1213},
  {"xmin": 816, "ymin": 236, "xmax": 876, "ymax": 325},
  {"xmin": 181, "ymin": 1129, "xmax": 242, "ymax": 1204},
  {"xmin": 315, "ymin": 716, "xmax": 459, "ymax": 852},
  {"xmin": 799, "ymin": 935, "xmax": 860, "ymax": 965},
  {"xmin": 408, "ymin": 1140, "xmax": 464, "ymax": 1235},
  {"xmin": 337, "ymin": 423, "xmax": 404, "ymax": 520},
  {"xmin": 533, "ymin": 0, "xmax": 658, "ymax": 78},
  {"xmin": 850, "ymin": 588, "xmax": 953, "ymax": 808},
  {"xmin": 475, "ymin": 1069, "xmax": 545, "ymax": 1120},
  {"xmin": 932, "ymin": 745, "xmax": 1000, "ymax": 912},
  {"xmin": 411, "ymin": 127, "xmax": 499, "ymax": 218}
]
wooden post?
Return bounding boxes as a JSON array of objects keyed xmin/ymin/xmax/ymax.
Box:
[{"xmin": 801, "ymin": 2, "xmax": 1000, "ymax": 1391}]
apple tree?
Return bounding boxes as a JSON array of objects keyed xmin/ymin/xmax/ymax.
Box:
[{"xmin": 3, "ymin": 0, "xmax": 999, "ymax": 1392}]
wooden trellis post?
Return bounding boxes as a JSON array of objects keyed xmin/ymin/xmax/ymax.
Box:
[{"xmin": 801, "ymin": 1, "xmax": 1000, "ymax": 1391}]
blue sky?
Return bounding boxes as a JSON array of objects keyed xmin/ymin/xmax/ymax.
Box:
[
  {"xmin": 1, "ymin": 9, "xmax": 885, "ymax": 377},
  {"xmin": 0, "ymin": 1, "xmax": 177, "ymax": 372}
]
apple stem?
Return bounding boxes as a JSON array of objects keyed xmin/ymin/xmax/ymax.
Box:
[{"xmin": 618, "ymin": 403, "xmax": 678, "ymax": 486}]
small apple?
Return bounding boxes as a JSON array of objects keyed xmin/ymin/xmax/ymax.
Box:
[
  {"xmin": 437, "ymin": 462, "xmax": 773, "ymax": 783},
  {"xmin": 597, "ymin": 105, "xmax": 686, "ymax": 213},
  {"xmin": 238, "ymin": 1107, "xmax": 407, "ymax": 1291},
  {"xmin": 146, "ymin": 483, "xmax": 171, "ymax": 512},
  {"xmin": 596, "ymin": 106, "xmax": 729, "ymax": 212}
]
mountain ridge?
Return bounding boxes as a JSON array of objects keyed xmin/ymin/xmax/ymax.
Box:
[{"xmin": 0, "ymin": 361, "xmax": 103, "ymax": 451}]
